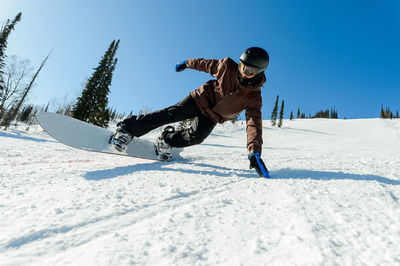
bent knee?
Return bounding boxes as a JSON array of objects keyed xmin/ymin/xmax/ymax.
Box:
[{"xmin": 189, "ymin": 135, "xmax": 208, "ymax": 145}]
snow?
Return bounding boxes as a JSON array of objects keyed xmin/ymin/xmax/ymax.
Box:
[{"xmin": 1, "ymin": 118, "xmax": 400, "ymax": 265}]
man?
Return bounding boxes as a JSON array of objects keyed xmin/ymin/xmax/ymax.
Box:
[{"xmin": 111, "ymin": 47, "xmax": 269, "ymax": 177}]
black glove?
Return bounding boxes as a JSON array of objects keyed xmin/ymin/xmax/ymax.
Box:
[
  {"xmin": 249, "ymin": 152, "xmax": 269, "ymax": 178},
  {"xmin": 175, "ymin": 60, "xmax": 187, "ymax": 72}
]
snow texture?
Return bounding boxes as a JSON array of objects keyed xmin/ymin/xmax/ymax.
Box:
[{"xmin": 1, "ymin": 118, "xmax": 400, "ymax": 265}]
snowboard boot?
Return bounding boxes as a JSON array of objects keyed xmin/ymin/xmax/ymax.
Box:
[
  {"xmin": 110, "ymin": 123, "xmax": 133, "ymax": 152},
  {"xmin": 155, "ymin": 126, "xmax": 174, "ymax": 161}
]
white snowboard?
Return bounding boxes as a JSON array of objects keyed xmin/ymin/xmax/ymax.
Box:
[{"xmin": 36, "ymin": 112, "xmax": 182, "ymax": 161}]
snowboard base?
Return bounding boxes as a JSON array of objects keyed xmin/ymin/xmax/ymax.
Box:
[{"xmin": 36, "ymin": 112, "xmax": 183, "ymax": 161}]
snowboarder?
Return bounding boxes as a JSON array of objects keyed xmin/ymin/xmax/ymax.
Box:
[{"xmin": 111, "ymin": 47, "xmax": 270, "ymax": 177}]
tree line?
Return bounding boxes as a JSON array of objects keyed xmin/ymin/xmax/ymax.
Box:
[
  {"xmin": 289, "ymin": 107, "xmax": 339, "ymax": 120},
  {"xmin": 272, "ymin": 100, "xmax": 400, "ymax": 122},
  {"xmin": 270, "ymin": 95, "xmax": 339, "ymax": 128},
  {"xmin": 380, "ymin": 105, "xmax": 399, "ymax": 119}
]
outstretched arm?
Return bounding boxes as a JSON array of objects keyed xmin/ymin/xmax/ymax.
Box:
[{"xmin": 185, "ymin": 58, "xmax": 222, "ymax": 78}]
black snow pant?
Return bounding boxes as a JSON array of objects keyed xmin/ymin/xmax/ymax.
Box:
[{"xmin": 121, "ymin": 95, "xmax": 216, "ymax": 148}]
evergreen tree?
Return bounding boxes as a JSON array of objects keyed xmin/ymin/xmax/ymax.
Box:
[
  {"xmin": 381, "ymin": 106, "xmax": 394, "ymax": 119},
  {"xmin": 396, "ymin": 111, "xmax": 399, "ymax": 119},
  {"xmin": 313, "ymin": 109, "xmax": 330, "ymax": 118},
  {"xmin": 271, "ymin": 95, "xmax": 279, "ymax": 126},
  {"xmin": 0, "ymin": 13, "xmax": 22, "ymax": 104},
  {"xmin": 330, "ymin": 106, "xmax": 338, "ymax": 119},
  {"xmin": 72, "ymin": 40, "xmax": 120, "ymax": 128},
  {"xmin": 18, "ymin": 105, "xmax": 33, "ymax": 122},
  {"xmin": 278, "ymin": 100, "xmax": 284, "ymax": 128},
  {"xmin": 297, "ymin": 108, "xmax": 301, "ymax": 119},
  {"xmin": 290, "ymin": 111, "xmax": 294, "ymax": 120},
  {"xmin": 380, "ymin": 105, "xmax": 385, "ymax": 118}
]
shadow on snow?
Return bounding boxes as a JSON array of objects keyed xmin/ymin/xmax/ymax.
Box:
[
  {"xmin": 271, "ymin": 168, "xmax": 400, "ymax": 185},
  {"xmin": 84, "ymin": 162, "xmax": 399, "ymax": 185},
  {"xmin": 84, "ymin": 161, "xmax": 257, "ymax": 180},
  {"xmin": 0, "ymin": 131, "xmax": 56, "ymax": 143}
]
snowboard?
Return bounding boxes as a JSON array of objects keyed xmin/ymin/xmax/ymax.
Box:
[{"xmin": 36, "ymin": 112, "xmax": 182, "ymax": 161}]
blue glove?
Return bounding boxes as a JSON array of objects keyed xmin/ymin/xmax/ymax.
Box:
[
  {"xmin": 175, "ymin": 60, "xmax": 187, "ymax": 72},
  {"xmin": 249, "ymin": 152, "xmax": 269, "ymax": 178}
]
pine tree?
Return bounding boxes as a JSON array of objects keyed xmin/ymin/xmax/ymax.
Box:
[
  {"xmin": 313, "ymin": 109, "xmax": 329, "ymax": 118},
  {"xmin": 396, "ymin": 111, "xmax": 399, "ymax": 119},
  {"xmin": 271, "ymin": 95, "xmax": 279, "ymax": 126},
  {"xmin": 278, "ymin": 100, "xmax": 284, "ymax": 128},
  {"xmin": 0, "ymin": 13, "xmax": 22, "ymax": 105},
  {"xmin": 297, "ymin": 108, "xmax": 301, "ymax": 119},
  {"xmin": 72, "ymin": 40, "xmax": 120, "ymax": 128},
  {"xmin": 330, "ymin": 107, "xmax": 338, "ymax": 119},
  {"xmin": 380, "ymin": 105, "xmax": 385, "ymax": 118},
  {"xmin": 18, "ymin": 105, "xmax": 33, "ymax": 122},
  {"xmin": 381, "ymin": 106, "xmax": 394, "ymax": 119},
  {"xmin": 290, "ymin": 111, "xmax": 294, "ymax": 120}
]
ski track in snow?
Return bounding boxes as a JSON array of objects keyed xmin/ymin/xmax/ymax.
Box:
[{"xmin": 1, "ymin": 119, "xmax": 400, "ymax": 265}]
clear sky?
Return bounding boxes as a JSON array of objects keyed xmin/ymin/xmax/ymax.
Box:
[{"xmin": 1, "ymin": 0, "xmax": 399, "ymax": 119}]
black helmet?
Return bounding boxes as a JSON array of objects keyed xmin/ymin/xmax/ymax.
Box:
[{"xmin": 239, "ymin": 47, "xmax": 269, "ymax": 75}]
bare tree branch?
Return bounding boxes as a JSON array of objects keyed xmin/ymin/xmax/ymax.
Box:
[
  {"xmin": 0, "ymin": 56, "xmax": 31, "ymax": 119},
  {"xmin": 1, "ymin": 51, "xmax": 51, "ymax": 129}
]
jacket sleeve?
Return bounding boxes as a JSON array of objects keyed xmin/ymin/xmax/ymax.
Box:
[
  {"xmin": 186, "ymin": 58, "xmax": 226, "ymax": 80},
  {"xmin": 245, "ymin": 93, "xmax": 263, "ymax": 155}
]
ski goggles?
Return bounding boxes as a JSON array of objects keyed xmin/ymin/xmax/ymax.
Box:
[{"xmin": 238, "ymin": 60, "xmax": 261, "ymax": 76}]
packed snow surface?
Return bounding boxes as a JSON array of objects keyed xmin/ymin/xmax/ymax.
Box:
[{"xmin": 1, "ymin": 118, "xmax": 400, "ymax": 265}]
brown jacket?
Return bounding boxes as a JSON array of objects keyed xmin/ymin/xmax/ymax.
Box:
[{"xmin": 187, "ymin": 57, "xmax": 266, "ymax": 155}]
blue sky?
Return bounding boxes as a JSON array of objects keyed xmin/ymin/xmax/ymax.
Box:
[{"xmin": 1, "ymin": 0, "xmax": 399, "ymax": 119}]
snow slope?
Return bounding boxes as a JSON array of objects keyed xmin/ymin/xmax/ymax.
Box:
[{"xmin": 1, "ymin": 118, "xmax": 400, "ymax": 265}]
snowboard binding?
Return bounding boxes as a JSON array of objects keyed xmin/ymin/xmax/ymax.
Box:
[
  {"xmin": 155, "ymin": 126, "xmax": 174, "ymax": 161},
  {"xmin": 110, "ymin": 123, "xmax": 133, "ymax": 152}
]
